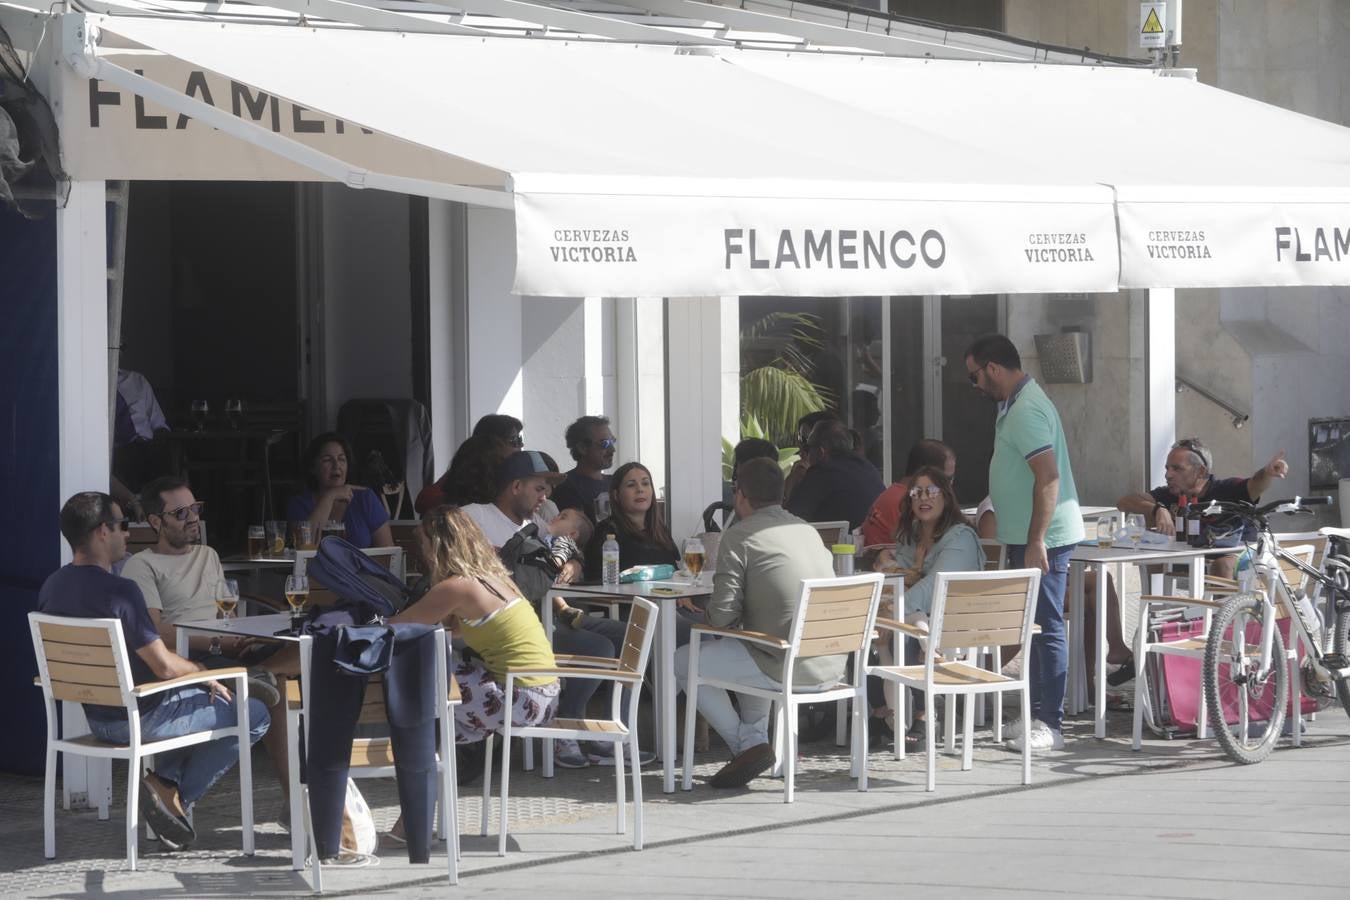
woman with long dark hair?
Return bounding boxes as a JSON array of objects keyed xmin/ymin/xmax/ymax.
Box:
[
  {"xmin": 287, "ymin": 432, "xmax": 393, "ymax": 549},
  {"xmin": 583, "ymin": 461, "xmax": 678, "ymax": 579}
]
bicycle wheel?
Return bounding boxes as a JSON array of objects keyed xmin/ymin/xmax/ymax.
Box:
[
  {"xmin": 1203, "ymin": 592, "xmax": 1288, "ymax": 765},
  {"xmin": 1334, "ymin": 607, "xmax": 1350, "ymax": 720}
]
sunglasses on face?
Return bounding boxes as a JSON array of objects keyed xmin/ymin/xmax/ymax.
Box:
[
  {"xmin": 967, "ymin": 361, "xmax": 990, "ymax": 385},
  {"xmin": 594, "ymin": 438, "xmax": 617, "ymax": 451},
  {"xmin": 160, "ymin": 502, "xmax": 205, "ymax": 522},
  {"xmin": 508, "ymin": 435, "xmax": 524, "ymax": 448},
  {"xmin": 908, "ymin": 485, "xmax": 942, "ymax": 500}
]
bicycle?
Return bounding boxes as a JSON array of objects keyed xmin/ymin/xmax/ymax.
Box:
[{"xmin": 1193, "ymin": 496, "xmax": 1350, "ymax": 764}]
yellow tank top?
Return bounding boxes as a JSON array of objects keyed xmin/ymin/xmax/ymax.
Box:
[{"xmin": 459, "ymin": 596, "xmax": 557, "ymax": 688}]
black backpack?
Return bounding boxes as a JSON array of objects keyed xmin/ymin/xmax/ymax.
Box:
[
  {"xmin": 306, "ymin": 535, "xmax": 409, "ymax": 622},
  {"xmin": 497, "ymin": 523, "xmax": 560, "ymax": 607}
]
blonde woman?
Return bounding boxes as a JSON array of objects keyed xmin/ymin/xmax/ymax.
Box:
[{"xmin": 393, "ymin": 506, "xmax": 560, "ymax": 743}]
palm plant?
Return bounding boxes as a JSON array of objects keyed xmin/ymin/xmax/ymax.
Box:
[{"xmin": 738, "ymin": 310, "xmax": 831, "ymax": 445}]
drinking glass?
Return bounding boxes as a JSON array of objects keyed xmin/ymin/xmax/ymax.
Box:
[
  {"xmin": 247, "ymin": 525, "xmax": 265, "ymax": 559},
  {"xmin": 594, "ymin": 493, "xmax": 612, "ymax": 521},
  {"xmin": 683, "ymin": 537, "xmax": 706, "ymax": 585},
  {"xmin": 216, "ymin": 579, "xmax": 239, "ymax": 627},
  {"xmin": 1125, "ymin": 514, "xmax": 1146, "ymax": 548},
  {"xmin": 285, "ymin": 574, "xmax": 309, "ymax": 631},
  {"xmin": 322, "ymin": 520, "xmax": 345, "ymax": 543},
  {"xmin": 265, "ymin": 520, "xmax": 286, "ymax": 556},
  {"xmin": 190, "ymin": 399, "xmax": 209, "ymax": 432},
  {"xmin": 296, "ymin": 521, "xmax": 317, "ymax": 551},
  {"xmin": 225, "ymin": 397, "xmax": 243, "ymax": 431},
  {"xmin": 1096, "ymin": 516, "xmax": 1115, "ymax": 549}
]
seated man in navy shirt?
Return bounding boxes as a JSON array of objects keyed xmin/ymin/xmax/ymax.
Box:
[
  {"xmin": 38, "ymin": 492, "xmax": 270, "ymax": 850},
  {"xmin": 785, "ymin": 419, "xmax": 885, "ymax": 531},
  {"xmin": 1117, "ymin": 437, "xmax": 1289, "ymax": 578}
]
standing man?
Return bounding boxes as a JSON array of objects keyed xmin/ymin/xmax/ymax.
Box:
[
  {"xmin": 551, "ymin": 416, "xmax": 617, "ymax": 526},
  {"xmin": 965, "ymin": 335, "xmax": 1083, "ymax": 752},
  {"xmin": 674, "ymin": 457, "xmax": 839, "ymax": 787}
]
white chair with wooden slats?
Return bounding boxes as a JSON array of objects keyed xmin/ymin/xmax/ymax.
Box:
[
  {"xmin": 809, "ymin": 520, "xmax": 851, "ymax": 548},
  {"xmin": 289, "ymin": 626, "xmax": 459, "ymax": 890},
  {"xmin": 869, "ymin": 569, "xmax": 1041, "ymax": 791},
  {"xmin": 682, "ymin": 573, "xmax": 885, "ymax": 803},
  {"xmin": 28, "ymin": 612, "xmax": 256, "ymax": 870},
  {"xmin": 1131, "ymin": 544, "xmax": 1316, "ymax": 750},
  {"xmin": 485, "ymin": 597, "xmax": 659, "ymax": 854}
]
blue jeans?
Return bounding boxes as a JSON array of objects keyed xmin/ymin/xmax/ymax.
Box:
[
  {"xmin": 1005, "ymin": 543, "xmax": 1072, "ymax": 733},
  {"xmin": 88, "ymin": 687, "xmax": 270, "ymax": 806}
]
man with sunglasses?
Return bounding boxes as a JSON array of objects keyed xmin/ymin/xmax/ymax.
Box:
[
  {"xmin": 121, "ymin": 477, "xmax": 281, "ymax": 708},
  {"xmin": 552, "ymin": 415, "xmax": 618, "ymax": 526},
  {"xmin": 39, "ymin": 492, "xmax": 270, "ymax": 850},
  {"xmin": 965, "ymin": 334, "xmax": 1083, "ymax": 753},
  {"xmin": 1117, "ymin": 438, "xmax": 1289, "ymax": 578}
]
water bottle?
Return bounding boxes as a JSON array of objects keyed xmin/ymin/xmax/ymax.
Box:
[{"xmin": 602, "ymin": 533, "xmax": 621, "ymax": 585}]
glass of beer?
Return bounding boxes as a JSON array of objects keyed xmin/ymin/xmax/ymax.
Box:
[
  {"xmin": 247, "ymin": 525, "xmax": 266, "ymax": 559},
  {"xmin": 285, "ymin": 574, "xmax": 309, "ymax": 632},
  {"xmin": 322, "ymin": 519, "xmax": 345, "ymax": 543},
  {"xmin": 216, "ymin": 578, "xmax": 240, "ymax": 627},
  {"xmin": 296, "ymin": 521, "xmax": 317, "ymax": 551},
  {"xmin": 265, "ymin": 520, "xmax": 286, "ymax": 557},
  {"xmin": 683, "ymin": 536, "xmax": 706, "ymax": 585},
  {"xmin": 1096, "ymin": 516, "xmax": 1115, "ymax": 549}
]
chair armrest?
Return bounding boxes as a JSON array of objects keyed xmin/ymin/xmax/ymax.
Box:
[
  {"xmin": 506, "ymin": 667, "xmax": 642, "ymax": 684},
  {"xmin": 132, "ymin": 667, "xmax": 248, "ymax": 697},
  {"xmin": 690, "ymin": 624, "xmax": 789, "ymax": 650},
  {"xmin": 875, "ymin": 617, "xmax": 926, "ymax": 639},
  {"xmin": 554, "ymin": 654, "xmax": 621, "ymax": 668},
  {"xmin": 1140, "ymin": 594, "xmax": 1228, "ymax": 610}
]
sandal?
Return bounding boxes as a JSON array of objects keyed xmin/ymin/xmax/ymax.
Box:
[
  {"xmin": 1106, "ymin": 658, "xmax": 1136, "ymax": 688},
  {"xmin": 903, "ymin": 720, "xmax": 928, "ymax": 748}
]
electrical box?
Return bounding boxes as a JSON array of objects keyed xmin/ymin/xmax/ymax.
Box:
[{"xmin": 1034, "ymin": 331, "xmax": 1092, "ymax": 384}]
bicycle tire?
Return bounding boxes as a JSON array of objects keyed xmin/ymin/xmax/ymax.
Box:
[
  {"xmin": 1203, "ymin": 592, "xmax": 1288, "ymax": 765},
  {"xmin": 1334, "ymin": 607, "xmax": 1350, "ymax": 721}
]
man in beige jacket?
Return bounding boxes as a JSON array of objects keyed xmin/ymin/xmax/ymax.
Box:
[{"xmin": 674, "ymin": 457, "xmax": 839, "ymax": 788}]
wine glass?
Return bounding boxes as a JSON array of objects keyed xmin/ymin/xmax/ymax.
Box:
[
  {"xmin": 285, "ymin": 574, "xmax": 309, "ymax": 632},
  {"xmin": 215, "ymin": 579, "xmax": 240, "ymax": 627},
  {"xmin": 683, "ymin": 537, "xmax": 706, "ymax": 585},
  {"xmin": 1125, "ymin": 514, "xmax": 1146, "ymax": 549},
  {"xmin": 190, "ymin": 399, "xmax": 209, "ymax": 432},
  {"xmin": 1095, "ymin": 516, "xmax": 1115, "ymax": 549},
  {"xmin": 225, "ymin": 397, "xmax": 243, "ymax": 431}
]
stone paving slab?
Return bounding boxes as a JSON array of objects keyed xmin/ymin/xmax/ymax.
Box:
[{"xmin": 4, "ymin": 707, "xmax": 1347, "ymax": 898}]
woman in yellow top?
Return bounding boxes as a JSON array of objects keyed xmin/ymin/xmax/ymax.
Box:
[{"xmin": 394, "ymin": 506, "xmax": 559, "ymax": 743}]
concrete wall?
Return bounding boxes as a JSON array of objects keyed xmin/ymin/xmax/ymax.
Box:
[{"xmin": 321, "ymin": 186, "xmax": 413, "ymax": 427}]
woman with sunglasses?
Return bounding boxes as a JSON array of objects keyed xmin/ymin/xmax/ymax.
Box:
[{"xmin": 873, "ymin": 466, "xmax": 984, "ymax": 746}]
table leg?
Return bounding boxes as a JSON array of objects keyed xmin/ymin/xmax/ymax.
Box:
[
  {"xmin": 1066, "ymin": 562, "xmax": 1085, "ymax": 714},
  {"xmin": 1094, "ymin": 561, "xmax": 1108, "ymax": 739},
  {"xmin": 292, "ymin": 635, "xmax": 311, "ymax": 871},
  {"xmin": 661, "ymin": 601, "xmax": 677, "ymax": 794}
]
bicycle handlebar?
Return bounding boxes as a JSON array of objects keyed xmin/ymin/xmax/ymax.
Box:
[{"xmin": 1194, "ymin": 495, "xmax": 1334, "ymax": 531}]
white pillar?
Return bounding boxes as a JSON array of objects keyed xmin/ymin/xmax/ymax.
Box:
[
  {"xmin": 665, "ymin": 296, "xmax": 738, "ymax": 543},
  {"xmin": 465, "ymin": 206, "xmax": 523, "ymax": 424},
  {"xmin": 1145, "ymin": 288, "xmax": 1176, "ymax": 486},
  {"xmin": 56, "ymin": 179, "xmax": 111, "ymax": 813},
  {"xmin": 427, "ymin": 199, "xmax": 466, "ymax": 467}
]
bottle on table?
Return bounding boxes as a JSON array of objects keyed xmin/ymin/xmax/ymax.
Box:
[
  {"xmin": 601, "ymin": 533, "xmax": 621, "ymax": 585},
  {"xmin": 1172, "ymin": 501, "xmax": 1184, "ymax": 540},
  {"xmin": 1187, "ymin": 498, "xmax": 1203, "ymax": 547},
  {"xmin": 1177, "ymin": 497, "xmax": 1190, "ymax": 545}
]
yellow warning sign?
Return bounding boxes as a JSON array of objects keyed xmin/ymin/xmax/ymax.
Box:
[
  {"xmin": 1142, "ymin": 8, "xmax": 1164, "ymax": 34},
  {"xmin": 1139, "ymin": 2, "xmax": 1167, "ymax": 49}
]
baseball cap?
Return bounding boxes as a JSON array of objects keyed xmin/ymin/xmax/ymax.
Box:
[{"xmin": 497, "ymin": 450, "xmax": 566, "ymax": 488}]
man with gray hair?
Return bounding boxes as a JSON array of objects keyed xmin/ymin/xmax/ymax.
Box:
[
  {"xmin": 674, "ymin": 457, "xmax": 838, "ymax": 788},
  {"xmin": 1117, "ymin": 437, "xmax": 1289, "ymax": 577}
]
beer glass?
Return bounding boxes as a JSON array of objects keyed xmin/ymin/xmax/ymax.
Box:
[
  {"xmin": 285, "ymin": 574, "xmax": 309, "ymax": 631},
  {"xmin": 1125, "ymin": 514, "xmax": 1146, "ymax": 549},
  {"xmin": 247, "ymin": 525, "xmax": 265, "ymax": 559},
  {"xmin": 216, "ymin": 579, "xmax": 239, "ymax": 626},
  {"xmin": 1096, "ymin": 516, "xmax": 1115, "ymax": 549},
  {"xmin": 190, "ymin": 399, "xmax": 209, "ymax": 431},
  {"xmin": 296, "ymin": 521, "xmax": 317, "ymax": 551},
  {"xmin": 683, "ymin": 537, "xmax": 706, "ymax": 585}
]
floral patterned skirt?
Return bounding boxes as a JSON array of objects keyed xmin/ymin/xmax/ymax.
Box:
[{"xmin": 451, "ymin": 657, "xmax": 559, "ymax": 744}]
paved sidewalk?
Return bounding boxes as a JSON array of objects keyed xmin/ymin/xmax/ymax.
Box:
[{"xmin": 3, "ymin": 707, "xmax": 1347, "ymax": 898}]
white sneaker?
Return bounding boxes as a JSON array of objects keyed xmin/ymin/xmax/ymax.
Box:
[
  {"xmin": 1005, "ymin": 720, "xmax": 1064, "ymax": 752},
  {"xmin": 1004, "ymin": 717, "xmax": 1028, "ymax": 740}
]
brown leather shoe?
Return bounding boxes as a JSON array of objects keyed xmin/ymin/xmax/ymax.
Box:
[
  {"xmin": 139, "ymin": 773, "xmax": 195, "ymax": 847},
  {"xmin": 708, "ymin": 742, "xmax": 776, "ymax": 788}
]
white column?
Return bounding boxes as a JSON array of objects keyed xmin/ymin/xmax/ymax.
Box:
[
  {"xmin": 56, "ymin": 179, "xmax": 111, "ymax": 813},
  {"xmin": 581, "ymin": 297, "xmax": 605, "ymax": 415},
  {"xmin": 427, "ymin": 199, "xmax": 466, "ymax": 466},
  {"xmin": 465, "ymin": 206, "xmax": 523, "ymax": 424},
  {"xmin": 665, "ymin": 296, "xmax": 738, "ymax": 543},
  {"xmin": 1145, "ymin": 288, "xmax": 1176, "ymax": 486}
]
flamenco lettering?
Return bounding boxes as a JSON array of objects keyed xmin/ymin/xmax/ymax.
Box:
[
  {"xmin": 724, "ymin": 228, "xmax": 946, "ymax": 270},
  {"xmin": 1275, "ymin": 226, "xmax": 1350, "ymax": 263}
]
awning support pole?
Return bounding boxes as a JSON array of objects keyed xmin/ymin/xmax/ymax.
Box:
[{"xmin": 1144, "ymin": 288, "xmax": 1176, "ymax": 487}]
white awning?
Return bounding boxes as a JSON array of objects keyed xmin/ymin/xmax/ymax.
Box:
[
  {"xmin": 66, "ymin": 14, "xmax": 1120, "ymax": 298},
  {"xmin": 725, "ymin": 53, "xmax": 1350, "ymax": 289}
]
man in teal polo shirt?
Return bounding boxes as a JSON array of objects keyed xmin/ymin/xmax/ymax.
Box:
[{"xmin": 966, "ymin": 335, "xmax": 1084, "ymax": 752}]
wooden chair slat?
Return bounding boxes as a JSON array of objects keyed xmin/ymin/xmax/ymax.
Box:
[
  {"xmin": 551, "ymin": 717, "xmax": 624, "ymax": 733},
  {"xmin": 351, "ymin": 739, "xmax": 396, "ymax": 768},
  {"xmin": 357, "ymin": 703, "xmax": 388, "ymax": 725},
  {"xmin": 796, "ymin": 633, "xmax": 859, "ymax": 658},
  {"xmin": 38, "ymin": 622, "xmax": 114, "ymax": 647},
  {"xmin": 46, "ymin": 661, "xmax": 122, "ymax": 687},
  {"xmin": 801, "ymin": 614, "xmax": 871, "ymax": 641},
  {"xmin": 938, "ymin": 626, "xmax": 1024, "ymax": 651},
  {"xmin": 50, "ymin": 682, "xmax": 124, "ymax": 705},
  {"xmin": 945, "ymin": 576, "xmax": 1034, "ymax": 597},
  {"xmin": 807, "ymin": 582, "xmax": 876, "ymax": 607},
  {"xmin": 44, "ymin": 642, "xmax": 117, "ymax": 666},
  {"xmin": 943, "ymin": 592, "xmax": 1029, "ymax": 615},
  {"xmin": 804, "ymin": 595, "xmax": 874, "ymax": 622},
  {"xmin": 942, "ymin": 609, "xmax": 1026, "ymax": 632}
]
